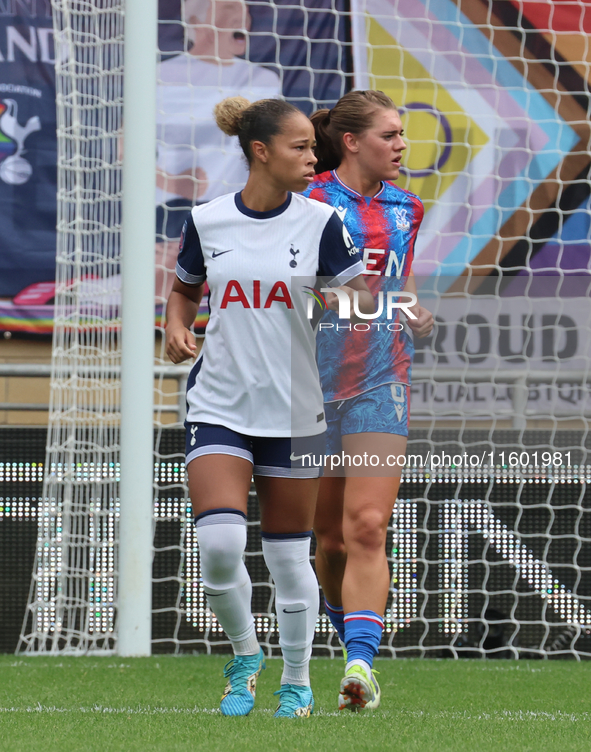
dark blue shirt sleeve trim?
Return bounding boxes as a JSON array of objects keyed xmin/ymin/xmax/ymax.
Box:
[
  {"xmin": 176, "ymin": 212, "xmax": 206, "ymax": 285},
  {"xmin": 317, "ymin": 211, "xmax": 364, "ymax": 285}
]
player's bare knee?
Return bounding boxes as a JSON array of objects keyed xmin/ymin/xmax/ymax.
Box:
[{"xmin": 345, "ymin": 506, "xmax": 388, "ymax": 553}]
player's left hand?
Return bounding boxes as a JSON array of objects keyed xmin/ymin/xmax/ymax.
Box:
[{"xmin": 406, "ymin": 304, "xmax": 434, "ymax": 338}]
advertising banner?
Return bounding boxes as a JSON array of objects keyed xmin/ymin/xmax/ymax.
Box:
[{"xmin": 0, "ymin": 3, "xmax": 56, "ymax": 333}]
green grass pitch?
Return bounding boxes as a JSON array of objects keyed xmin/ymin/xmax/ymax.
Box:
[{"xmin": 2, "ymin": 655, "xmax": 591, "ymax": 751}]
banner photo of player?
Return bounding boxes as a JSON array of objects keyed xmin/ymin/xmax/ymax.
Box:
[
  {"xmin": 154, "ymin": 0, "xmax": 282, "ymax": 305},
  {"xmin": 0, "ymin": 0, "xmax": 349, "ymax": 335},
  {"xmin": 154, "ymin": 0, "xmax": 349, "ymax": 316}
]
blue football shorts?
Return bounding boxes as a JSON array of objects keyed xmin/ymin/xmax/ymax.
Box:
[
  {"xmin": 185, "ymin": 422, "xmax": 326, "ymax": 479},
  {"xmin": 325, "ymin": 382, "xmax": 410, "ymax": 456}
]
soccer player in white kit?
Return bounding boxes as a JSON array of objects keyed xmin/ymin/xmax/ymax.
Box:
[{"xmin": 165, "ymin": 96, "xmax": 373, "ymax": 717}]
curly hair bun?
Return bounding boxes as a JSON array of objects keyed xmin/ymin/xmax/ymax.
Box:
[{"xmin": 213, "ymin": 96, "xmax": 251, "ymax": 136}]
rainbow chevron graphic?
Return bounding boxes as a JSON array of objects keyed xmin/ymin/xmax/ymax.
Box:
[{"xmin": 356, "ymin": 0, "xmax": 580, "ymax": 283}]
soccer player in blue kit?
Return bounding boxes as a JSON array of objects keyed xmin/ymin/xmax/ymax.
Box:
[
  {"xmin": 305, "ymin": 90, "xmax": 434, "ymax": 711},
  {"xmin": 165, "ymin": 96, "xmax": 373, "ymax": 717}
]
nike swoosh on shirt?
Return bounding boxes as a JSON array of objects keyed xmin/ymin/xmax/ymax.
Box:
[{"xmin": 211, "ymin": 249, "xmax": 234, "ymax": 258}]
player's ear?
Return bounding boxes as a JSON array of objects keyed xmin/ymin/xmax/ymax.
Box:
[
  {"xmin": 342, "ymin": 132, "xmax": 359, "ymax": 154},
  {"xmin": 251, "ymin": 140, "xmax": 269, "ymax": 164}
]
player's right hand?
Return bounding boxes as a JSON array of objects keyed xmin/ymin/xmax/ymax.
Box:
[{"xmin": 166, "ymin": 325, "xmax": 197, "ymax": 363}]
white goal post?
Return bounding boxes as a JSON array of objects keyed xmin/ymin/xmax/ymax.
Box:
[{"xmin": 118, "ymin": 0, "xmax": 157, "ymax": 658}]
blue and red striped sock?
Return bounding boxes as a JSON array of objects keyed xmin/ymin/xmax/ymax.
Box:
[
  {"xmin": 324, "ymin": 598, "xmax": 346, "ymax": 643},
  {"xmin": 344, "ymin": 610, "xmax": 384, "ymax": 668}
]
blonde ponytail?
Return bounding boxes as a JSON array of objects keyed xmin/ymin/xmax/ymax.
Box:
[
  {"xmin": 213, "ymin": 96, "xmax": 251, "ymax": 137},
  {"xmin": 213, "ymin": 97, "xmax": 300, "ymax": 164}
]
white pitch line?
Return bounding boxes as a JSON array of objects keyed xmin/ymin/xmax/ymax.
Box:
[
  {"xmin": 0, "ymin": 705, "xmax": 220, "ymax": 715},
  {"xmin": 0, "ymin": 706, "xmax": 588, "ymax": 722}
]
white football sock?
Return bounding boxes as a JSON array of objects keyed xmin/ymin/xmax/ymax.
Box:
[
  {"xmin": 196, "ymin": 511, "xmax": 259, "ymax": 656},
  {"xmin": 262, "ymin": 534, "xmax": 319, "ymax": 686}
]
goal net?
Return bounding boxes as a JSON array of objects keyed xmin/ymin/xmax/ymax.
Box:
[
  {"xmin": 18, "ymin": 0, "xmax": 124, "ymax": 652},
  {"xmin": 18, "ymin": 0, "xmax": 591, "ymax": 658}
]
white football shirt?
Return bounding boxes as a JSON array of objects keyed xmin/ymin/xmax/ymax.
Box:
[{"xmin": 176, "ymin": 191, "xmax": 364, "ymax": 437}]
